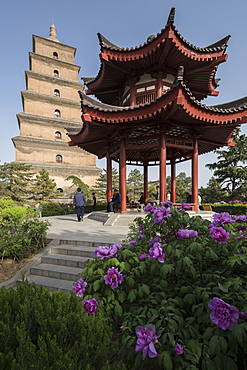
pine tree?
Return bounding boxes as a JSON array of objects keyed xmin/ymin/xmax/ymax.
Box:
[
  {"xmin": 0, "ymin": 162, "xmax": 34, "ymax": 203},
  {"xmin": 206, "ymin": 131, "xmax": 247, "ymax": 193},
  {"xmin": 65, "ymin": 175, "xmax": 90, "ymax": 198},
  {"xmin": 199, "ymin": 177, "xmax": 227, "ymax": 203},
  {"xmin": 126, "ymin": 169, "xmax": 143, "ymax": 202},
  {"xmin": 33, "ymin": 169, "xmax": 59, "ymax": 200},
  {"xmin": 166, "ymin": 172, "xmax": 192, "ymax": 202},
  {"xmin": 92, "ymin": 169, "xmax": 119, "ymax": 199}
]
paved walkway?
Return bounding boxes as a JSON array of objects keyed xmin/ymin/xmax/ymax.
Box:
[{"xmin": 43, "ymin": 213, "xmax": 130, "ymax": 244}]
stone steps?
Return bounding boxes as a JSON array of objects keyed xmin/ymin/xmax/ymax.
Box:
[{"xmin": 18, "ymin": 242, "xmax": 103, "ymax": 292}]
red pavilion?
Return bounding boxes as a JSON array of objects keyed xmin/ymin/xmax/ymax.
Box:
[{"xmin": 67, "ymin": 7, "xmax": 247, "ymax": 213}]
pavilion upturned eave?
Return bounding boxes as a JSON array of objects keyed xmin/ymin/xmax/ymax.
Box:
[
  {"xmin": 78, "ymin": 84, "xmax": 247, "ymax": 126},
  {"xmin": 67, "ymin": 85, "xmax": 247, "ymax": 161}
]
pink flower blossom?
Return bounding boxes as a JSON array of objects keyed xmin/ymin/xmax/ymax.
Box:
[
  {"xmin": 177, "ymin": 229, "xmax": 198, "ymax": 239},
  {"xmin": 138, "ymin": 253, "xmax": 147, "ymax": 261},
  {"xmin": 94, "ymin": 245, "xmax": 119, "ymax": 259},
  {"xmin": 104, "ymin": 267, "xmax": 124, "ymax": 289},
  {"xmin": 71, "ymin": 278, "xmax": 87, "ymax": 297},
  {"xmin": 135, "ymin": 324, "xmax": 160, "ymax": 359},
  {"xmin": 148, "ymin": 243, "xmax": 164, "ymax": 263},
  {"xmin": 82, "ymin": 298, "xmax": 98, "ymax": 314},
  {"xmin": 209, "ymin": 226, "xmax": 230, "ymax": 244},
  {"xmin": 208, "ymin": 297, "xmax": 239, "ymax": 331},
  {"xmin": 174, "ymin": 344, "xmax": 183, "ymax": 355}
]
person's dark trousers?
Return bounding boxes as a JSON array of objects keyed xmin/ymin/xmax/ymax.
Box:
[{"xmin": 76, "ymin": 206, "xmax": 84, "ymax": 221}]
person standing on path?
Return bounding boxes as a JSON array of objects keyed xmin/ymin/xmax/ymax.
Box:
[
  {"xmin": 73, "ymin": 188, "xmax": 86, "ymax": 222},
  {"xmin": 92, "ymin": 192, "xmax": 97, "ymax": 211}
]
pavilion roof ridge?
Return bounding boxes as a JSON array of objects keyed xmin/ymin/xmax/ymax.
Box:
[
  {"xmin": 96, "ymin": 7, "xmax": 229, "ymax": 55},
  {"xmin": 179, "ymin": 79, "xmax": 247, "ymax": 114}
]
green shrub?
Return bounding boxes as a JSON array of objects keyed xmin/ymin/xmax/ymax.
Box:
[
  {"xmin": 41, "ymin": 202, "xmax": 108, "ymax": 217},
  {"xmin": 0, "ymin": 196, "xmax": 15, "ymax": 209},
  {"xmin": 0, "ymin": 206, "xmax": 50, "ymax": 259},
  {"xmin": 204, "ymin": 203, "xmax": 247, "ymax": 215},
  {"xmin": 0, "ymin": 280, "xmax": 125, "ymax": 369},
  {"xmin": 80, "ymin": 205, "xmax": 247, "ymax": 369}
]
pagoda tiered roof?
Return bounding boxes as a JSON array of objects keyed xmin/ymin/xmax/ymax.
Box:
[
  {"xmin": 84, "ymin": 7, "xmax": 230, "ymax": 104},
  {"xmin": 67, "ymin": 67, "xmax": 247, "ymax": 164}
]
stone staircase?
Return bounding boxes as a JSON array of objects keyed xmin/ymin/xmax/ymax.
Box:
[{"xmin": 18, "ymin": 240, "xmax": 111, "ymax": 292}]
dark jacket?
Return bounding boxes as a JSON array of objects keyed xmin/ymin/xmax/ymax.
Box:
[{"xmin": 73, "ymin": 192, "xmax": 86, "ymax": 207}]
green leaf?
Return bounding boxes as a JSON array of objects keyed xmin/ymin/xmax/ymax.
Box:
[
  {"xmin": 93, "ymin": 279, "xmax": 100, "ymax": 292},
  {"xmin": 114, "ymin": 303, "xmax": 122, "ymax": 317},
  {"xmin": 128, "ymin": 290, "xmax": 136, "ymax": 303},
  {"xmin": 233, "ymin": 324, "xmax": 245, "ymax": 346},
  {"xmin": 87, "ymin": 267, "xmax": 94, "ymax": 277},
  {"xmin": 209, "ymin": 335, "xmax": 221, "ymax": 357},
  {"xmin": 218, "ymin": 283, "xmax": 228, "ymax": 293},
  {"xmin": 142, "ymin": 284, "xmax": 150, "ymax": 295},
  {"xmin": 110, "ymin": 257, "xmax": 120, "ymax": 266},
  {"xmin": 163, "ymin": 351, "xmax": 173, "ymax": 370}
]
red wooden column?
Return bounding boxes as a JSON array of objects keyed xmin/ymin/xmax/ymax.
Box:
[
  {"xmin": 120, "ymin": 138, "xmax": 127, "ymax": 213},
  {"xmin": 171, "ymin": 158, "xmax": 176, "ymax": 203},
  {"xmin": 106, "ymin": 151, "xmax": 112, "ymax": 203},
  {"xmin": 129, "ymin": 82, "xmax": 135, "ymax": 107},
  {"xmin": 156, "ymin": 72, "xmax": 163, "ymax": 98},
  {"xmin": 192, "ymin": 137, "xmax": 199, "ymax": 213},
  {"xmin": 159, "ymin": 132, "xmax": 167, "ymax": 203},
  {"xmin": 143, "ymin": 160, "xmax": 148, "ymax": 203}
]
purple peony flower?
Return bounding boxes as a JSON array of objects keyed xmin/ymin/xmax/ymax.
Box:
[
  {"xmin": 82, "ymin": 298, "xmax": 98, "ymax": 314},
  {"xmin": 236, "ymin": 225, "xmax": 247, "ymax": 231},
  {"xmin": 153, "ymin": 206, "xmax": 171, "ymax": 224},
  {"xmin": 234, "ymin": 215, "xmax": 247, "ymax": 222},
  {"xmin": 138, "ymin": 224, "xmax": 145, "ymax": 231},
  {"xmin": 177, "ymin": 229, "xmax": 198, "ymax": 240},
  {"xmin": 135, "ymin": 324, "xmax": 160, "ymax": 359},
  {"xmin": 161, "ymin": 201, "xmax": 173, "ymax": 207},
  {"xmin": 212, "ymin": 212, "xmax": 234, "ymax": 226},
  {"xmin": 179, "ymin": 203, "xmax": 191, "ymax": 211},
  {"xmin": 208, "ymin": 297, "xmax": 239, "ymax": 331},
  {"xmin": 240, "ymin": 312, "xmax": 247, "ymax": 319},
  {"xmin": 112, "ymin": 243, "xmax": 122, "ymax": 250},
  {"xmin": 148, "ymin": 243, "xmax": 164, "ymax": 263},
  {"xmin": 237, "ymin": 249, "xmax": 244, "ymax": 254},
  {"xmin": 104, "ymin": 267, "xmax": 124, "ymax": 289},
  {"xmin": 144, "ymin": 204, "xmax": 156, "ymax": 213},
  {"xmin": 128, "ymin": 240, "xmax": 138, "ymax": 246},
  {"xmin": 94, "ymin": 244, "xmax": 119, "ymax": 259},
  {"xmin": 138, "ymin": 253, "xmax": 147, "ymax": 261},
  {"xmin": 209, "ymin": 226, "xmax": 230, "ymax": 244},
  {"xmin": 174, "ymin": 345, "xmax": 183, "ymax": 355},
  {"xmin": 71, "ymin": 278, "xmax": 87, "ymax": 297},
  {"xmin": 149, "ymin": 236, "xmax": 160, "ymax": 244},
  {"xmin": 136, "ymin": 234, "xmax": 145, "ymax": 239}
]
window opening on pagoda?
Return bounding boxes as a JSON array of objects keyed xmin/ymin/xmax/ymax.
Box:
[
  {"xmin": 53, "ymin": 52, "xmax": 58, "ymax": 59},
  {"xmin": 53, "ymin": 70, "xmax": 59, "ymax": 77},
  {"xmin": 55, "ymin": 131, "xmax": 62, "ymax": 140},
  {"xmin": 54, "ymin": 89, "xmax": 60, "ymax": 97},
  {"xmin": 57, "ymin": 188, "xmax": 63, "ymax": 192},
  {"xmin": 56, "ymin": 155, "xmax": 62, "ymax": 163},
  {"xmin": 54, "ymin": 109, "xmax": 61, "ymax": 118}
]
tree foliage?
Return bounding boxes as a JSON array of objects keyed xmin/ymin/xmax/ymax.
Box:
[
  {"xmin": 93, "ymin": 169, "xmax": 119, "ymax": 199},
  {"xmin": 66, "ymin": 175, "xmax": 90, "ymax": 198},
  {"xmin": 126, "ymin": 169, "xmax": 144, "ymax": 202},
  {"xmin": 166, "ymin": 172, "xmax": 192, "ymax": 202},
  {"xmin": 0, "ymin": 162, "xmax": 34, "ymax": 203},
  {"xmin": 32, "ymin": 169, "xmax": 59, "ymax": 201},
  {"xmin": 206, "ymin": 131, "xmax": 247, "ymax": 193},
  {"xmin": 199, "ymin": 177, "xmax": 227, "ymax": 203}
]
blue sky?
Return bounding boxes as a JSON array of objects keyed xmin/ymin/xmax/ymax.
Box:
[{"xmin": 1, "ymin": 0, "xmax": 247, "ymax": 187}]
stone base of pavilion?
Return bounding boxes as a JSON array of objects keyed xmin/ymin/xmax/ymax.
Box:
[{"xmin": 87, "ymin": 210, "xmax": 215, "ymax": 227}]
